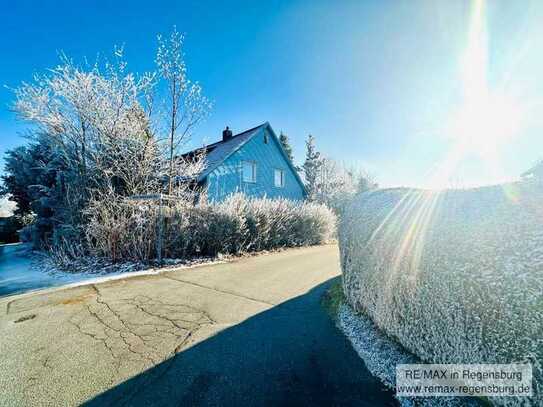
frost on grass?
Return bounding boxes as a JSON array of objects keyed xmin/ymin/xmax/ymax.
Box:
[
  {"xmin": 338, "ymin": 182, "xmax": 543, "ymax": 406},
  {"xmin": 338, "ymin": 304, "xmax": 417, "ymax": 388},
  {"xmin": 34, "ymin": 249, "xmax": 216, "ymax": 277},
  {"xmin": 338, "ymin": 304, "xmax": 481, "ymax": 407}
]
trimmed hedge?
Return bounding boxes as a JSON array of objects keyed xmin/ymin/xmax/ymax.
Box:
[{"xmin": 339, "ymin": 183, "xmax": 543, "ymax": 406}]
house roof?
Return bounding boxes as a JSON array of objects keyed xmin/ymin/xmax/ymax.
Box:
[{"xmin": 182, "ymin": 122, "xmax": 307, "ymax": 194}]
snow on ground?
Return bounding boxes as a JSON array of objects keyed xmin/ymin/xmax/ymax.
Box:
[
  {"xmin": 1, "ymin": 241, "xmax": 312, "ymax": 298},
  {"xmin": 337, "ymin": 303, "xmax": 482, "ymax": 407},
  {"xmin": 0, "ymin": 243, "xmax": 224, "ymax": 298}
]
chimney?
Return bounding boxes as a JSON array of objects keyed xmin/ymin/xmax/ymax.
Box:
[{"xmin": 222, "ymin": 126, "xmax": 233, "ymax": 142}]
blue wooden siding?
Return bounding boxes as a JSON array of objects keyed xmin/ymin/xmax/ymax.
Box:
[{"xmin": 205, "ymin": 127, "xmax": 305, "ymax": 201}]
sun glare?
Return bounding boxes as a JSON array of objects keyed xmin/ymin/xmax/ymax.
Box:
[
  {"xmin": 448, "ymin": 92, "xmax": 523, "ymax": 154},
  {"xmin": 429, "ymin": 0, "xmax": 526, "ymax": 189}
]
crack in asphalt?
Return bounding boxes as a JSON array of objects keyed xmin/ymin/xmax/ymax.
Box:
[
  {"xmin": 111, "ymin": 325, "xmax": 201, "ymax": 407},
  {"xmin": 49, "ymin": 285, "xmax": 216, "ymax": 389},
  {"xmin": 68, "ymin": 305, "xmax": 123, "ymax": 385},
  {"xmin": 9, "ymin": 277, "xmax": 249, "ymax": 399},
  {"xmin": 90, "ymin": 286, "xmax": 158, "ymax": 366},
  {"xmin": 126, "ymin": 295, "xmax": 216, "ymax": 329},
  {"xmin": 86, "ymin": 294, "xmax": 213, "ymax": 407},
  {"xmin": 162, "ymin": 274, "xmax": 275, "ymax": 306},
  {"xmin": 12, "ymin": 273, "xmax": 273, "ymax": 400},
  {"xmin": 5, "ymin": 299, "xmax": 14, "ymax": 315}
]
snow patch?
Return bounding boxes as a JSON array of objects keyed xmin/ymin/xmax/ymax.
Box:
[{"xmin": 338, "ymin": 303, "xmax": 483, "ymax": 407}]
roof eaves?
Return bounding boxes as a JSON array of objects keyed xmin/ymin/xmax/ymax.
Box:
[{"xmin": 196, "ymin": 123, "xmax": 268, "ymax": 182}]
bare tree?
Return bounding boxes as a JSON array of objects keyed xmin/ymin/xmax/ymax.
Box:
[
  {"xmin": 7, "ymin": 31, "xmax": 213, "ymax": 250},
  {"xmin": 10, "ymin": 49, "xmax": 161, "ymax": 246},
  {"xmin": 156, "ymin": 27, "xmax": 212, "ymax": 195},
  {"xmin": 12, "ymin": 49, "xmax": 158, "ymax": 192}
]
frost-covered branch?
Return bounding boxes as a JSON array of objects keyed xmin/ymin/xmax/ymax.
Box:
[
  {"xmin": 156, "ymin": 27, "xmax": 212, "ymax": 194},
  {"xmin": 6, "ymin": 34, "xmax": 211, "ymax": 249}
]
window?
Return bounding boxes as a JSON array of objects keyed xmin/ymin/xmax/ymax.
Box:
[
  {"xmin": 242, "ymin": 161, "xmax": 257, "ymax": 183},
  {"xmin": 264, "ymin": 133, "xmax": 269, "ymax": 144},
  {"xmin": 274, "ymin": 169, "xmax": 285, "ymax": 188}
]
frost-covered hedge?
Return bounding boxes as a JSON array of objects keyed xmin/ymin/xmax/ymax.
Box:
[
  {"xmin": 339, "ymin": 184, "xmax": 543, "ymax": 406},
  {"xmin": 85, "ymin": 193, "xmax": 335, "ymax": 262}
]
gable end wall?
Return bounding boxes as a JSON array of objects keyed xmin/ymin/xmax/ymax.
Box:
[{"xmin": 205, "ymin": 128, "xmax": 305, "ymax": 201}]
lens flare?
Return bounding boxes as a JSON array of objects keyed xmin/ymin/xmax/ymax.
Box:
[
  {"xmin": 428, "ymin": 0, "xmax": 526, "ymax": 189},
  {"xmin": 374, "ymin": 1, "xmax": 529, "ymax": 286}
]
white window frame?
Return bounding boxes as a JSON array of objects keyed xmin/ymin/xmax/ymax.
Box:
[
  {"xmin": 242, "ymin": 161, "xmax": 257, "ymax": 183},
  {"xmin": 274, "ymin": 168, "xmax": 285, "ymax": 188}
]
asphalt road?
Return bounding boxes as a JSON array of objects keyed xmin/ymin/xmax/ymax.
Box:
[{"xmin": 0, "ymin": 245, "xmax": 396, "ymax": 406}]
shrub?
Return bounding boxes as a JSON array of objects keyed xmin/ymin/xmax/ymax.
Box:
[
  {"xmin": 84, "ymin": 193, "xmax": 336, "ymax": 262},
  {"xmin": 0, "ymin": 216, "xmax": 21, "ymax": 244},
  {"xmin": 339, "ymin": 184, "xmax": 543, "ymax": 406}
]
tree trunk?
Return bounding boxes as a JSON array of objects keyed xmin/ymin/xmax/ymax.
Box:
[{"xmin": 168, "ymin": 78, "xmax": 177, "ymax": 195}]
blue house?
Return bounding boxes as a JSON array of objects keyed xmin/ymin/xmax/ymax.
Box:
[{"xmin": 184, "ymin": 123, "xmax": 306, "ymax": 202}]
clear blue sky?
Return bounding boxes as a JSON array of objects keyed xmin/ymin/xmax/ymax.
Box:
[{"xmin": 2, "ymin": 0, "xmax": 543, "ymax": 188}]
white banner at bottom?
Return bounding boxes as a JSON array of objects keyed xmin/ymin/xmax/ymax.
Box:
[{"xmin": 396, "ymin": 364, "xmax": 532, "ymax": 397}]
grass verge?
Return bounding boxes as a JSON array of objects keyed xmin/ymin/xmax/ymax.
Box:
[{"xmin": 321, "ymin": 278, "xmax": 344, "ymax": 319}]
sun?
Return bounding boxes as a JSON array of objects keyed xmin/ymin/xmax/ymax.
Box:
[
  {"xmin": 429, "ymin": 0, "xmax": 526, "ymax": 189},
  {"xmin": 447, "ymin": 91, "xmax": 524, "ymax": 157}
]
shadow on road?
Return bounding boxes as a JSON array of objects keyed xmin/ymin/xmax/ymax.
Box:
[{"xmin": 84, "ymin": 277, "xmax": 397, "ymax": 406}]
